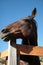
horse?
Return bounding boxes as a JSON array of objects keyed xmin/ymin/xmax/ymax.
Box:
[{"xmin": 0, "ymin": 8, "xmax": 40, "ymax": 65}]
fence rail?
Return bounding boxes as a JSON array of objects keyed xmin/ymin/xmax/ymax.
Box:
[
  {"xmin": 0, "ymin": 44, "xmax": 43, "ymax": 58},
  {"xmin": 17, "ymin": 44, "xmax": 43, "ymax": 56}
]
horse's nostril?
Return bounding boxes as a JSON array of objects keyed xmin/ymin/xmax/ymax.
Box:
[
  {"xmin": 1, "ymin": 28, "xmax": 10, "ymax": 33},
  {"xmin": 1, "ymin": 29, "xmax": 5, "ymax": 32}
]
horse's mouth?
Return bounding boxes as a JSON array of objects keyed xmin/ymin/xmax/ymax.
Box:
[
  {"xmin": 0, "ymin": 31, "xmax": 21, "ymax": 41},
  {"xmin": 0, "ymin": 32, "xmax": 11, "ymax": 41}
]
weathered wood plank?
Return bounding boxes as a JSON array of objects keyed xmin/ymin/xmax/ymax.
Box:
[
  {"xmin": 8, "ymin": 41, "xmax": 17, "ymax": 65},
  {"xmin": 17, "ymin": 45, "xmax": 43, "ymax": 56}
]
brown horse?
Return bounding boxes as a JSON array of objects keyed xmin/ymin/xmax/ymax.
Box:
[{"xmin": 0, "ymin": 8, "xmax": 40, "ymax": 65}]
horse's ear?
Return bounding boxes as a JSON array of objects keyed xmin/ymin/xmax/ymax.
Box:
[{"xmin": 31, "ymin": 8, "xmax": 36, "ymax": 18}]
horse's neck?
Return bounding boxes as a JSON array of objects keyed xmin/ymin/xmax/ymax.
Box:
[
  {"xmin": 22, "ymin": 38, "xmax": 29, "ymax": 45},
  {"xmin": 29, "ymin": 37, "xmax": 38, "ymax": 46},
  {"xmin": 22, "ymin": 39, "xmax": 37, "ymax": 46}
]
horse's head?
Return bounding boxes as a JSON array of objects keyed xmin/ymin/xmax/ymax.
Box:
[{"xmin": 0, "ymin": 8, "xmax": 37, "ymax": 42}]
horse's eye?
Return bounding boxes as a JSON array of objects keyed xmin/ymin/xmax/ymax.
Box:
[{"xmin": 29, "ymin": 25, "xmax": 32, "ymax": 29}]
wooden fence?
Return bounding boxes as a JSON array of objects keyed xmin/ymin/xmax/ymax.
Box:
[
  {"xmin": 0, "ymin": 41, "xmax": 43, "ymax": 65},
  {"xmin": 7, "ymin": 41, "xmax": 43, "ymax": 65}
]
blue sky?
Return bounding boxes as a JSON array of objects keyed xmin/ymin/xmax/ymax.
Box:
[{"xmin": 0, "ymin": 0, "xmax": 43, "ymax": 52}]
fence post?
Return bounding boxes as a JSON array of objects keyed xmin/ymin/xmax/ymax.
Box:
[{"xmin": 8, "ymin": 40, "xmax": 17, "ymax": 65}]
